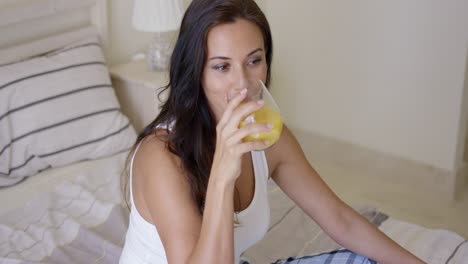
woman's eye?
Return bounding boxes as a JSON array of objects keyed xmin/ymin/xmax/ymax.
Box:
[
  {"xmin": 248, "ymin": 57, "xmax": 262, "ymax": 65},
  {"xmin": 213, "ymin": 64, "xmax": 229, "ymax": 72}
]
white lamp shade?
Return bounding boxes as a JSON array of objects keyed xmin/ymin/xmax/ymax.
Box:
[{"xmin": 132, "ymin": 0, "xmax": 184, "ymax": 32}]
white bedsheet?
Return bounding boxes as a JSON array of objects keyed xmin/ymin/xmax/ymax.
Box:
[
  {"xmin": 0, "ymin": 151, "xmax": 129, "ymax": 215},
  {"xmin": 0, "ymin": 151, "xmax": 129, "ymax": 263}
]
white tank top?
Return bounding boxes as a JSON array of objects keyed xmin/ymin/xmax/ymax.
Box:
[{"xmin": 119, "ymin": 141, "xmax": 271, "ymax": 264}]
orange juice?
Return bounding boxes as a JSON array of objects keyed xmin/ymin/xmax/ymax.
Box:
[{"xmin": 239, "ymin": 105, "xmax": 283, "ymax": 150}]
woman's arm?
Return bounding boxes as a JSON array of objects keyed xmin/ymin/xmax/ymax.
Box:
[
  {"xmin": 334, "ymin": 204, "xmax": 424, "ymax": 264},
  {"xmin": 135, "ymin": 135, "xmax": 236, "ymax": 263},
  {"xmin": 134, "ymin": 91, "xmax": 270, "ymax": 264},
  {"xmin": 268, "ymin": 126, "xmax": 425, "ymax": 264}
]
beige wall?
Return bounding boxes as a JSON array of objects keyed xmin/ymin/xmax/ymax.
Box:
[
  {"xmin": 263, "ymin": 0, "xmax": 468, "ymax": 173},
  {"xmin": 108, "ymin": 0, "xmax": 468, "ymax": 176},
  {"xmin": 108, "ymin": 0, "xmax": 265, "ymax": 65},
  {"xmin": 108, "ymin": 0, "xmax": 154, "ymax": 65},
  {"xmin": 108, "ymin": 0, "xmax": 192, "ymax": 65}
]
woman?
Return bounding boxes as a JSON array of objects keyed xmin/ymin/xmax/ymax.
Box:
[{"xmin": 120, "ymin": 0, "xmax": 425, "ymax": 263}]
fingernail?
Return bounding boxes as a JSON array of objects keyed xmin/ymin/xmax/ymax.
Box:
[
  {"xmin": 266, "ymin": 124, "xmax": 273, "ymax": 129},
  {"xmin": 240, "ymin": 89, "xmax": 247, "ymax": 95},
  {"xmin": 263, "ymin": 140, "xmax": 270, "ymax": 145},
  {"xmin": 257, "ymin": 100, "xmax": 264, "ymax": 105}
]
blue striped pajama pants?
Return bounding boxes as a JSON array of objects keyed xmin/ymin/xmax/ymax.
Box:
[{"xmin": 270, "ymin": 249, "xmax": 377, "ymax": 264}]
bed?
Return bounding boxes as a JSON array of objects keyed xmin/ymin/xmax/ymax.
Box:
[{"xmin": 0, "ymin": 1, "xmax": 466, "ymax": 263}]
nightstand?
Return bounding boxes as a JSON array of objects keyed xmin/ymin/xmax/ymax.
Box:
[{"xmin": 110, "ymin": 60, "xmax": 169, "ymax": 133}]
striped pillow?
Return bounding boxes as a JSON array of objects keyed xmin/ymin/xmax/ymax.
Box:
[{"xmin": 0, "ymin": 38, "xmax": 136, "ymax": 186}]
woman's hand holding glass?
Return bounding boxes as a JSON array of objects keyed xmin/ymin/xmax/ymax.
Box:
[
  {"xmin": 238, "ymin": 80, "xmax": 283, "ymax": 150},
  {"xmin": 211, "ymin": 88, "xmax": 272, "ymax": 186}
]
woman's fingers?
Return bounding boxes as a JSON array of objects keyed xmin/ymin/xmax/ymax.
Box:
[
  {"xmin": 215, "ymin": 89, "xmax": 270, "ymax": 156},
  {"xmin": 211, "ymin": 90, "xmax": 269, "ymax": 184},
  {"xmin": 235, "ymin": 140, "xmax": 270, "ymax": 154},
  {"xmin": 224, "ymin": 99, "xmax": 264, "ymax": 132},
  {"xmin": 227, "ymin": 122, "xmax": 272, "ymax": 145},
  {"xmin": 217, "ymin": 89, "xmax": 247, "ymax": 129}
]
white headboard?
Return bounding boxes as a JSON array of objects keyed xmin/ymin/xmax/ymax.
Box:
[{"xmin": 0, "ymin": 0, "xmax": 108, "ymax": 65}]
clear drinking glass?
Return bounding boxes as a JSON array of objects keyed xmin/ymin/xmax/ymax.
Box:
[{"xmin": 238, "ymin": 79, "xmax": 283, "ymax": 150}]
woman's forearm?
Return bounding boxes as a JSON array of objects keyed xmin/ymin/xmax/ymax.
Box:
[
  {"xmin": 188, "ymin": 177, "xmax": 235, "ymax": 264},
  {"xmin": 336, "ymin": 205, "xmax": 425, "ymax": 264}
]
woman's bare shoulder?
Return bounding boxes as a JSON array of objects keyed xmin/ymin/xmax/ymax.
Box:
[
  {"xmin": 136, "ymin": 129, "xmax": 181, "ymax": 169},
  {"xmin": 132, "ymin": 128, "xmax": 199, "ymax": 214},
  {"xmin": 132, "ymin": 129, "xmax": 190, "ymax": 193},
  {"xmin": 265, "ymin": 125, "xmax": 304, "ymax": 175},
  {"xmin": 132, "ymin": 130, "xmax": 203, "ymax": 262}
]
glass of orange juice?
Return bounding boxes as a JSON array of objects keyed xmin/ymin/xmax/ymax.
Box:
[{"xmin": 238, "ymin": 79, "xmax": 283, "ymax": 150}]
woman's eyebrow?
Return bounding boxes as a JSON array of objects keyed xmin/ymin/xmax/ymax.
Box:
[
  {"xmin": 247, "ymin": 48, "xmax": 263, "ymax": 57},
  {"xmin": 209, "ymin": 55, "xmax": 231, "ymax": 61},
  {"xmin": 208, "ymin": 48, "xmax": 264, "ymax": 61}
]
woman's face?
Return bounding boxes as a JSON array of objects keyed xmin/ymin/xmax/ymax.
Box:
[{"xmin": 202, "ymin": 19, "xmax": 267, "ymax": 122}]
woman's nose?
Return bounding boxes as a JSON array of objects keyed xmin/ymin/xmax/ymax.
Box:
[{"xmin": 236, "ymin": 67, "xmax": 250, "ymax": 90}]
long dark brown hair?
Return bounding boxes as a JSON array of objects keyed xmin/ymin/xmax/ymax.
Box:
[{"xmin": 123, "ymin": 0, "xmax": 273, "ymax": 214}]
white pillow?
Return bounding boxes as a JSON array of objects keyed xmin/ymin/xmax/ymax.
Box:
[{"xmin": 0, "ymin": 38, "xmax": 136, "ymax": 186}]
